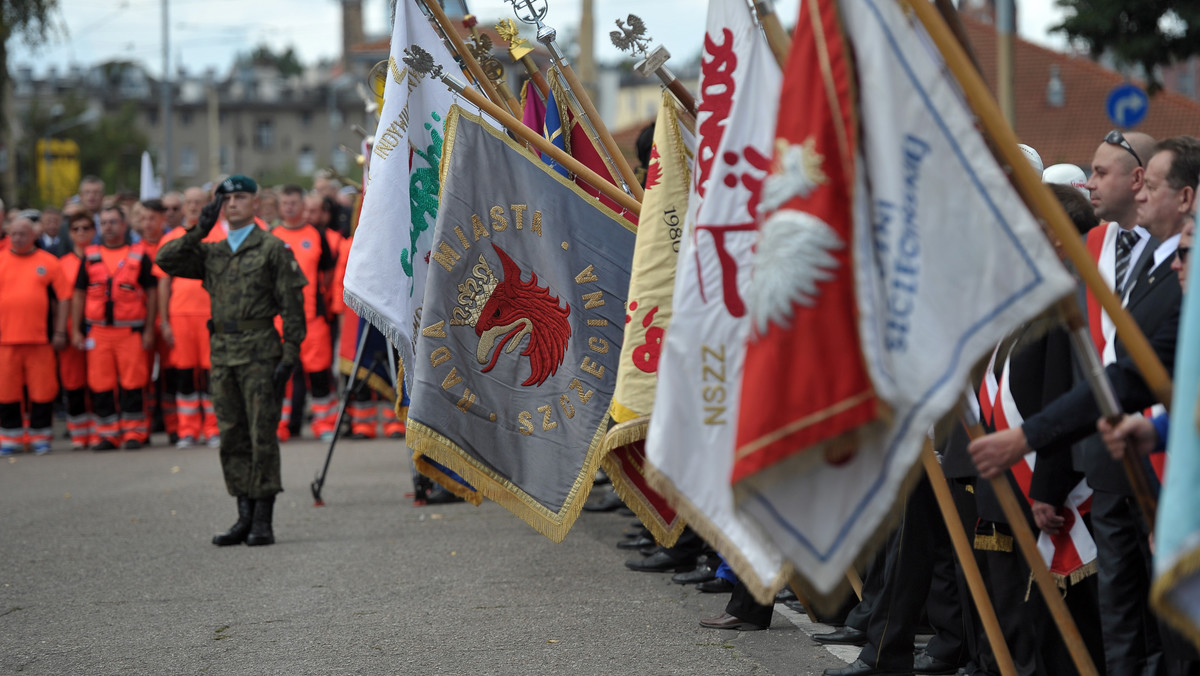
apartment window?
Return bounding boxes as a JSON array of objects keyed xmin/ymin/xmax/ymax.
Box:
[
  {"xmin": 297, "ymin": 146, "xmax": 316, "ymax": 175},
  {"xmin": 179, "ymin": 146, "xmax": 197, "ymax": 176},
  {"xmin": 255, "ymin": 120, "xmax": 274, "ymax": 149}
]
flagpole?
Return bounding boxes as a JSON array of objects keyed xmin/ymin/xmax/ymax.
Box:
[
  {"xmin": 539, "ymin": 35, "xmax": 645, "ymax": 202},
  {"xmin": 909, "ymin": 0, "xmax": 1159, "ymax": 540},
  {"xmin": 495, "ymin": 18, "xmax": 551, "ymax": 102},
  {"xmin": 505, "ymin": 0, "xmax": 644, "ymax": 202},
  {"xmin": 921, "ymin": 442, "xmax": 1019, "ymax": 676},
  {"xmin": 403, "ymin": 46, "xmax": 641, "ymax": 218},
  {"xmin": 922, "ymin": 0, "xmax": 1158, "ymax": 546},
  {"xmin": 751, "ymin": 0, "xmax": 792, "ymax": 69},
  {"xmin": 419, "ymin": 0, "xmax": 515, "ymax": 116},
  {"xmin": 462, "ymin": 14, "xmax": 524, "ymax": 116},
  {"xmin": 900, "ymin": 0, "xmax": 1172, "ymax": 412},
  {"xmin": 958, "ymin": 413, "xmax": 1100, "ymax": 676}
]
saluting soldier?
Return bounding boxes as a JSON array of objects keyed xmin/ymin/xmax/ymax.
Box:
[{"xmin": 155, "ymin": 175, "xmax": 307, "ymax": 547}]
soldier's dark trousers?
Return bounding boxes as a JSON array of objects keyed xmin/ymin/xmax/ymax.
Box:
[{"xmin": 211, "ymin": 360, "xmax": 283, "ymax": 499}]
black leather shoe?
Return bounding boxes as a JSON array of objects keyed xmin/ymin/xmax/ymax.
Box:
[
  {"xmin": 93, "ymin": 440, "xmax": 117, "ymax": 452},
  {"xmin": 823, "ymin": 659, "xmax": 911, "ymax": 676},
  {"xmin": 813, "ymin": 626, "xmax": 868, "ymax": 646},
  {"xmin": 696, "ymin": 578, "xmax": 735, "ymax": 593},
  {"xmin": 123, "ymin": 439, "xmax": 142, "ymax": 450},
  {"xmin": 672, "ymin": 559, "xmax": 718, "ymax": 585},
  {"xmin": 582, "ymin": 491, "xmax": 624, "ymax": 512},
  {"xmin": 618, "ymin": 536, "xmax": 655, "ymax": 550},
  {"xmin": 212, "ymin": 496, "xmax": 254, "ymax": 546},
  {"xmin": 699, "ymin": 612, "xmax": 767, "ymax": 631},
  {"xmin": 913, "ymin": 651, "xmax": 958, "ymax": 675},
  {"xmin": 245, "ymin": 496, "xmax": 275, "ymax": 546},
  {"xmin": 625, "ymin": 549, "xmax": 695, "ymax": 572}
]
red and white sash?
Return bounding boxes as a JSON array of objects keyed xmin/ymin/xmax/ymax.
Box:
[{"xmin": 978, "ymin": 343, "xmax": 1098, "ymax": 582}]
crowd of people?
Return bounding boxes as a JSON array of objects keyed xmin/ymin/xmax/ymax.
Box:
[
  {"xmin": 0, "ymin": 171, "xmax": 401, "ymax": 457},
  {"xmin": 592, "ymin": 129, "xmax": 1200, "ymax": 676}
]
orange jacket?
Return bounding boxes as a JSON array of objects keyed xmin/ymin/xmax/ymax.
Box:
[{"xmin": 83, "ymin": 243, "xmax": 148, "ymax": 327}]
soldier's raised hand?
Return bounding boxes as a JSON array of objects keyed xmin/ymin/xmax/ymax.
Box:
[{"xmin": 198, "ymin": 194, "xmax": 225, "ymax": 235}]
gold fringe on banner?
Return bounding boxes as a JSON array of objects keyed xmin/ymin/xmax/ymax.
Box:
[
  {"xmin": 1151, "ymin": 547, "xmax": 1200, "ymax": 650},
  {"xmin": 406, "ymin": 419, "xmax": 610, "ymax": 543}
]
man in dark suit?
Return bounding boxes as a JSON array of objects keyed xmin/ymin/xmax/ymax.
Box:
[{"xmin": 970, "ymin": 136, "xmax": 1199, "ymax": 675}]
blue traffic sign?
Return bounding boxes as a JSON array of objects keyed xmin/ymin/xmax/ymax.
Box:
[{"xmin": 1106, "ymin": 83, "xmax": 1149, "ymax": 129}]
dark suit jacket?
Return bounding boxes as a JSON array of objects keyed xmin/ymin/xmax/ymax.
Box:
[{"xmin": 1022, "ymin": 252, "xmax": 1181, "ymax": 495}]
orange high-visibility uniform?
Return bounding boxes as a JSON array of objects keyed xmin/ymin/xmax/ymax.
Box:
[
  {"xmin": 140, "ymin": 236, "xmax": 178, "ymax": 438},
  {"xmin": 0, "ymin": 247, "xmax": 72, "ymax": 448},
  {"xmin": 59, "ymin": 250, "xmax": 91, "ymax": 447},
  {"xmin": 331, "ymin": 236, "xmax": 404, "ymax": 439},
  {"xmin": 78, "ymin": 243, "xmax": 155, "ymax": 445},
  {"xmin": 154, "ymin": 225, "xmax": 227, "ymax": 443},
  {"xmin": 272, "ymin": 223, "xmax": 336, "ymax": 439}
]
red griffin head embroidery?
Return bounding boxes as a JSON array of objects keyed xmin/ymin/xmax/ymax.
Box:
[{"xmin": 471, "ymin": 243, "xmax": 572, "ymax": 387}]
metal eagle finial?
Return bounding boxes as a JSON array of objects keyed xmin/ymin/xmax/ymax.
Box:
[
  {"xmin": 402, "ymin": 45, "xmax": 440, "ymax": 79},
  {"xmin": 610, "ymin": 14, "xmax": 651, "ymax": 56}
]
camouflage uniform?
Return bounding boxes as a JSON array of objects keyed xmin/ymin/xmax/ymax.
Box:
[{"xmin": 156, "ymin": 225, "xmax": 306, "ymax": 499}]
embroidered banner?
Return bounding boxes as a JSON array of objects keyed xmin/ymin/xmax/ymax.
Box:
[{"xmin": 407, "ymin": 108, "xmax": 636, "ymax": 542}]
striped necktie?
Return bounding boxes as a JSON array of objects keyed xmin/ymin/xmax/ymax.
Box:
[{"xmin": 1114, "ymin": 229, "xmax": 1138, "ymax": 297}]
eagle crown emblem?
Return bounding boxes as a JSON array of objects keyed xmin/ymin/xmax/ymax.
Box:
[
  {"xmin": 450, "ymin": 254, "xmax": 501, "ymax": 328},
  {"xmin": 466, "ymin": 243, "xmax": 572, "ymax": 387}
]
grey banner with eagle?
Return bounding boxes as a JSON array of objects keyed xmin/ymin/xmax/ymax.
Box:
[{"xmin": 407, "ymin": 107, "xmax": 636, "ymax": 542}]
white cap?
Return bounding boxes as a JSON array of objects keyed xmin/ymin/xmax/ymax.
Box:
[
  {"xmin": 1043, "ymin": 163, "xmax": 1089, "ymax": 198},
  {"xmin": 1018, "ymin": 144, "xmax": 1043, "ymax": 175}
]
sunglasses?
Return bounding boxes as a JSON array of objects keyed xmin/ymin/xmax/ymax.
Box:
[
  {"xmin": 1105, "ymin": 129, "xmax": 1143, "ymax": 168},
  {"xmin": 1179, "ymin": 246, "xmax": 1190, "ymax": 265}
]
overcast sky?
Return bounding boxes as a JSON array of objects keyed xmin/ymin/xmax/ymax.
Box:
[{"xmin": 10, "ymin": 0, "xmax": 1069, "ymax": 78}]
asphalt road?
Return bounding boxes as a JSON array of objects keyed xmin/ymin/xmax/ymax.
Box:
[{"xmin": 0, "ymin": 433, "xmax": 855, "ymax": 675}]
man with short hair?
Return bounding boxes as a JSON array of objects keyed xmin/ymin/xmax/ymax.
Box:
[
  {"xmin": 37, "ymin": 206, "xmax": 64, "ymax": 254},
  {"xmin": 79, "ymin": 176, "xmax": 105, "ymax": 218},
  {"xmin": 156, "ymin": 174, "xmax": 307, "ymax": 547},
  {"xmin": 181, "ymin": 186, "xmax": 206, "ymax": 228},
  {"xmin": 971, "ymin": 135, "xmax": 1199, "ymax": 675},
  {"xmin": 161, "ymin": 192, "xmax": 183, "ymax": 230},
  {"xmin": 0, "ymin": 216, "xmax": 71, "ymax": 455},
  {"xmin": 71, "ymin": 206, "xmax": 158, "ymax": 450},
  {"xmin": 139, "ymin": 199, "xmax": 177, "ymax": 442},
  {"xmin": 273, "ymin": 186, "xmax": 338, "ymax": 441}
]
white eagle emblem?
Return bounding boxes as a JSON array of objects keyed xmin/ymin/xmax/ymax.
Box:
[{"xmin": 748, "ymin": 136, "xmax": 843, "ymax": 335}]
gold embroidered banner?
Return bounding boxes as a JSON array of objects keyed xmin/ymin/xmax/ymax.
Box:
[
  {"xmin": 407, "ymin": 107, "xmax": 637, "ymax": 542},
  {"xmin": 602, "ymin": 92, "xmax": 693, "ymax": 545}
]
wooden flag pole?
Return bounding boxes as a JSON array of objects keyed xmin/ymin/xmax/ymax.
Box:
[
  {"xmin": 902, "ymin": 0, "xmax": 1173, "ymax": 412},
  {"xmin": 900, "ymin": 3, "xmax": 1100, "ymax": 674},
  {"xmin": 410, "ymin": 54, "xmax": 641, "ymax": 218},
  {"xmin": 921, "ymin": 442, "xmax": 1019, "ymax": 676},
  {"xmin": 924, "ymin": 0, "xmax": 1159, "ymax": 530},
  {"xmin": 419, "ymin": 0, "xmax": 513, "ymax": 116},
  {"xmin": 959, "ymin": 417, "xmax": 1100, "ymax": 676},
  {"xmin": 462, "ymin": 14, "xmax": 524, "ymax": 116},
  {"xmin": 752, "ymin": 0, "xmax": 792, "ymax": 69},
  {"xmin": 545, "ymin": 52, "xmax": 645, "ymax": 202}
]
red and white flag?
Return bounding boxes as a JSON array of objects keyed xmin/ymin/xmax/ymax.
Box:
[
  {"xmin": 644, "ymin": 0, "xmax": 789, "ymax": 601},
  {"xmin": 733, "ymin": 0, "xmax": 1074, "ymax": 595},
  {"xmin": 734, "ymin": 0, "xmax": 879, "ymax": 487}
]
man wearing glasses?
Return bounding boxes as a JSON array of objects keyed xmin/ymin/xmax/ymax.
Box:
[
  {"xmin": 972, "ymin": 135, "xmax": 1200, "ymax": 674},
  {"xmin": 161, "ymin": 192, "xmax": 184, "ymax": 231}
]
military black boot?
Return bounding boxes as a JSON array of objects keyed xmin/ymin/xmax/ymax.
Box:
[
  {"xmin": 212, "ymin": 496, "xmax": 253, "ymax": 546},
  {"xmin": 245, "ymin": 496, "xmax": 276, "ymax": 547}
]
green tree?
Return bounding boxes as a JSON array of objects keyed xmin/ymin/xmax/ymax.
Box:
[
  {"xmin": 1053, "ymin": 0, "xmax": 1200, "ymax": 93},
  {"xmin": 238, "ymin": 44, "xmax": 304, "ymax": 78},
  {"xmin": 1, "ymin": 0, "xmax": 59, "ymax": 204}
]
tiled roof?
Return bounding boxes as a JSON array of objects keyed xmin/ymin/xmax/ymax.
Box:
[{"xmin": 961, "ymin": 16, "xmax": 1200, "ymax": 168}]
